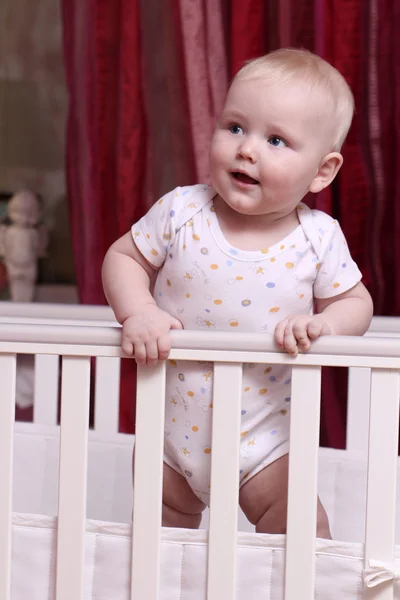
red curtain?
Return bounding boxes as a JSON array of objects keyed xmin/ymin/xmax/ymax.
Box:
[
  {"xmin": 62, "ymin": 0, "xmax": 146, "ymax": 431},
  {"xmin": 227, "ymin": 0, "xmax": 399, "ymax": 448},
  {"xmin": 62, "ymin": 0, "xmax": 227, "ymax": 433},
  {"xmin": 62, "ymin": 0, "xmax": 400, "ymax": 443}
]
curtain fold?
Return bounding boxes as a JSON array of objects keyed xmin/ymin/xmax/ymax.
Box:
[
  {"xmin": 230, "ymin": 0, "xmax": 267, "ymax": 76},
  {"xmin": 62, "ymin": 0, "xmax": 146, "ymax": 305},
  {"xmin": 368, "ymin": 0, "xmax": 400, "ymax": 316},
  {"xmin": 177, "ymin": 0, "xmax": 228, "ymax": 182}
]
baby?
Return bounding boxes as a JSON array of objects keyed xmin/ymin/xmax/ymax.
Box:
[{"xmin": 102, "ymin": 48, "xmax": 373, "ymax": 537}]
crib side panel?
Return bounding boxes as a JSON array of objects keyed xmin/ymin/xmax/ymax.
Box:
[
  {"xmin": 33, "ymin": 354, "xmax": 60, "ymax": 425},
  {"xmin": 285, "ymin": 366, "xmax": 322, "ymax": 600},
  {"xmin": 4, "ymin": 321, "xmax": 400, "ymax": 600},
  {"xmin": 207, "ymin": 362, "xmax": 242, "ymax": 600},
  {"xmin": 31, "ymin": 354, "xmax": 121, "ymax": 434},
  {"xmin": 56, "ymin": 356, "xmax": 91, "ymax": 600},
  {"xmin": 364, "ymin": 369, "xmax": 400, "ymax": 599},
  {"xmin": 131, "ymin": 362, "xmax": 166, "ymax": 600},
  {"xmin": 94, "ymin": 356, "xmax": 121, "ymax": 434},
  {"xmin": 0, "ymin": 355, "xmax": 16, "ymax": 600},
  {"xmin": 346, "ymin": 366, "xmax": 371, "ymax": 454}
]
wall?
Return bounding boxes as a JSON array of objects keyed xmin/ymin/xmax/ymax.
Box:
[{"xmin": 0, "ymin": 1, "xmax": 75, "ymax": 284}]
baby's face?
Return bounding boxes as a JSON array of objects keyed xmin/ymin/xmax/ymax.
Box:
[{"xmin": 209, "ymin": 75, "xmax": 335, "ymax": 219}]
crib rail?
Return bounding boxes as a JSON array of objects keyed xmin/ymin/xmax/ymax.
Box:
[
  {"xmin": 1, "ymin": 323, "xmax": 400, "ymax": 599},
  {"xmin": 2, "ymin": 301, "xmax": 400, "ymax": 446}
]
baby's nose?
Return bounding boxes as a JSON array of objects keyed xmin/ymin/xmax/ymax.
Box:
[{"xmin": 237, "ymin": 139, "xmax": 258, "ymax": 162}]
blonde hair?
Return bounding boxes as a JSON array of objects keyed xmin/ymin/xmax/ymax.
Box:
[{"xmin": 234, "ymin": 48, "xmax": 355, "ymax": 151}]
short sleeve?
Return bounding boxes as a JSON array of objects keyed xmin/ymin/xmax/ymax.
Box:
[
  {"xmin": 313, "ymin": 220, "xmax": 362, "ymax": 299},
  {"xmin": 131, "ymin": 187, "xmax": 180, "ymax": 268}
]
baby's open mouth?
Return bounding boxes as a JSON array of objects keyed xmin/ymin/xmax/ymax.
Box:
[{"xmin": 232, "ymin": 172, "xmax": 259, "ymax": 185}]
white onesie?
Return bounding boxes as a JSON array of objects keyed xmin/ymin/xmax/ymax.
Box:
[{"xmin": 132, "ymin": 184, "xmax": 362, "ymax": 504}]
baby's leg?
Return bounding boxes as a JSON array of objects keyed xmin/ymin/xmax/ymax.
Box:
[
  {"xmin": 162, "ymin": 462, "xmax": 206, "ymax": 529},
  {"xmin": 132, "ymin": 453, "xmax": 205, "ymax": 529},
  {"xmin": 239, "ymin": 454, "xmax": 331, "ymax": 538}
]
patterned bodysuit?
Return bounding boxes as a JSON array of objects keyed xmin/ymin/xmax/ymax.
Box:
[{"xmin": 132, "ymin": 185, "xmax": 361, "ymax": 504}]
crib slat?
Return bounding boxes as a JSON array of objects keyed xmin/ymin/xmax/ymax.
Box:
[
  {"xmin": 34, "ymin": 354, "xmax": 59, "ymax": 425},
  {"xmin": 0, "ymin": 354, "xmax": 16, "ymax": 600},
  {"xmin": 285, "ymin": 365, "xmax": 321, "ymax": 600},
  {"xmin": 56, "ymin": 356, "xmax": 91, "ymax": 600},
  {"xmin": 131, "ymin": 362, "xmax": 166, "ymax": 600},
  {"xmin": 207, "ymin": 362, "xmax": 242, "ymax": 600},
  {"xmin": 364, "ymin": 369, "xmax": 400, "ymax": 600},
  {"xmin": 346, "ymin": 367, "xmax": 371, "ymax": 454},
  {"xmin": 94, "ymin": 356, "xmax": 120, "ymax": 434}
]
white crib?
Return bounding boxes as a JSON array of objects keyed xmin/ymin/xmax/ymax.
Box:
[{"xmin": 1, "ymin": 302, "xmax": 400, "ymax": 599}]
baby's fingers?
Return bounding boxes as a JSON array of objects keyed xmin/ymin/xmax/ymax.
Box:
[
  {"xmin": 283, "ymin": 325, "xmax": 300, "ymax": 356},
  {"xmin": 145, "ymin": 340, "xmax": 159, "ymax": 366},
  {"xmin": 121, "ymin": 338, "xmax": 134, "ymax": 356},
  {"xmin": 134, "ymin": 342, "xmax": 147, "ymax": 365},
  {"xmin": 292, "ymin": 321, "xmax": 312, "ymax": 351},
  {"xmin": 275, "ymin": 318, "xmax": 300, "ymax": 355},
  {"xmin": 157, "ymin": 334, "xmax": 172, "ymax": 361},
  {"xmin": 274, "ymin": 318, "xmax": 289, "ymax": 348}
]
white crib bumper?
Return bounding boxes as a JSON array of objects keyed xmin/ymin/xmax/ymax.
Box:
[{"xmin": 11, "ymin": 513, "xmax": 375, "ymax": 600}]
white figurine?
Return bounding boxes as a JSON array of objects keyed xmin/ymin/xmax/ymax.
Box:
[{"xmin": 0, "ymin": 189, "xmax": 48, "ymax": 302}]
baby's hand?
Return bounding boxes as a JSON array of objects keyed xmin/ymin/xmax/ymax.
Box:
[
  {"xmin": 274, "ymin": 314, "xmax": 332, "ymax": 357},
  {"xmin": 121, "ymin": 305, "xmax": 183, "ymax": 366}
]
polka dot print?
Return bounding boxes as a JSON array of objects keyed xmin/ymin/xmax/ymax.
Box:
[{"xmin": 132, "ymin": 186, "xmax": 362, "ymax": 504}]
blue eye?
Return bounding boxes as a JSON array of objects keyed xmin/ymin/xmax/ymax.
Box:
[
  {"xmin": 268, "ymin": 136, "xmax": 287, "ymax": 148},
  {"xmin": 229, "ymin": 124, "xmax": 244, "ymax": 135}
]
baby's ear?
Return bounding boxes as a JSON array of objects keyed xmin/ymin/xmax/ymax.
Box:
[{"xmin": 309, "ymin": 153, "xmax": 343, "ymax": 194}]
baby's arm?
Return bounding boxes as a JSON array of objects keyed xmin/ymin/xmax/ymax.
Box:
[
  {"xmin": 102, "ymin": 232, "xmax": 182, "ymax": 365},
  {"xmin": 274, "ymin": 281, "xmax": 373, "ymax": 356}
]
